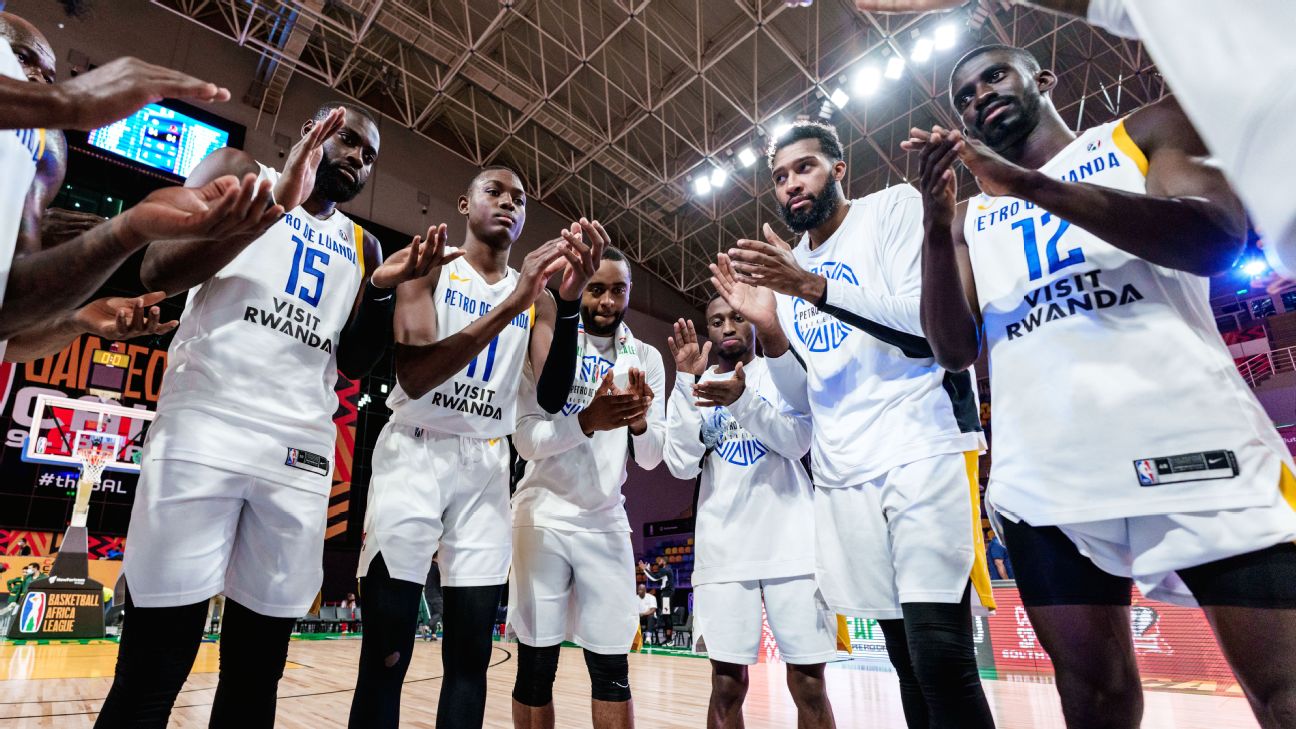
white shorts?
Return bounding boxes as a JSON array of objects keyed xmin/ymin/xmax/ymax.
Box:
[
  {"xmin": 996, "ymin": 476, "xmax": 1296, "ymax": 607},
  {"xmin": 693, "ymin": 575, "xmax": 837, "ymax": 665},
  {"xmin": 816, "ymin": 452, "xmax": 983, "ymax": 619},
  {"xmin": 122, "ymin": 457, "xmax": 327, "ymax": 618},
  {"xmin": 359, "ymin": 423, "xmax": 511, "ymax": 586},
  {"xmin": 506, "ymin": 525, "xmax": 638, "ymax": 654}
]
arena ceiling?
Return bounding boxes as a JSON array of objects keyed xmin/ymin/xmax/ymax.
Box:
[{"xmin": 152, "ymin": 0, "xmax": 1166, "ymax": 307}]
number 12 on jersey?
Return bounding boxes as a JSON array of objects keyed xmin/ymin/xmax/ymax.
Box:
[
  {"xmin": 285, "ymin": 235, "xmax": 329, "ymax": 307},
  {"xmin": 1014, "ymin": 212, "xmax": 1083, "ymax": 281}
]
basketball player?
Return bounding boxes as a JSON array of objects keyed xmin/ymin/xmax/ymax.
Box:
[
  {"xmin": 907, "ymin": 44, "xmax": 1296, "ymax": 729},
  {"xmin": 96, "ymin": 101, "xmax": 445, "ymax": 728},
  {"xmin": 0, "ymin": 14, "xmax": 175, "ymax": 361},
  {"xmin": 663, "ymin": 300, "xmax": 837, "ymax": 728},
  {"xmin": 713, "ymin": 121, "xmax": 996, "ymax": 729},
  {"xmin": 849, "ymin": 0, "xmax": 1296, "ymax": 278},
  {"xmin": 506, "ymin": 247, "xmax": 665, "ymax": 729},
  {"xmin": 0, "ymin": 12, "xmax": 274, "ymax": 362},
  {"xmin": 349, "ymin": 166, "xmax": 605, "ymax": 729}
]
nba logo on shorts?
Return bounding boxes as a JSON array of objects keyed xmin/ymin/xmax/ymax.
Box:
[
  {"xmin": 285, "ymin": 448, "xmax": 299, "ymax": 466},
  {"xmin": 18, "ymin": 591, "xmax": 46, "ymax": 633},
  {"xmin": 1135, "ymin": 459, "xmax": 1158, "ymax": 486}
]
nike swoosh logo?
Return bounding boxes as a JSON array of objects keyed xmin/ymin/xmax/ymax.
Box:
[
  {"xmin": 613, "ymin": 681, "xmax": 629, "ymax": 688},
  {"xmin": 450, "ymin": 273, "xmax": 472, "ymax": 283}
]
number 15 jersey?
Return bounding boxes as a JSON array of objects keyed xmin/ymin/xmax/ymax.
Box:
[
  {"xmin": 965, "ymin": 118, "xmax": 1290, "ymax": 526},
  {"xmin": 152, "ymin": 163, "xmax": 365, "ymax": 493}
]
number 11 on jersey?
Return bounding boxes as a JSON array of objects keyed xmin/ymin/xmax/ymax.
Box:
[{"xmin": 466, "ymin": 336, "xmax": 500, "ymax": 383}]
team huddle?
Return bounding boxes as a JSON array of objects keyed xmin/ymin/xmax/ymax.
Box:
[{"xmin": 4, "ymin": 1, "xmax": 1296, "ymax": 728}]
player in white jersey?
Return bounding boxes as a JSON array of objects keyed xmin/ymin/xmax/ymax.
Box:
[
  {"xmin": 349, "ymin": 166, "xmax": 605, "ymax": 729},
  {"xmin": 506, "ymin": 246, "xmax": 665, "ymax": 729},
  {"xmin": 97, "ymin": 101, "xmax": 444, "ymax": 728},
  {"xmin": 714, "ymin": 120, "xmax": 996, "ymax": 729},
  {"xmin": 909, "ymin": 44, "xmax": 1296, "ymax": 729},
  {"xmin": 848, "ymin": 0, "xmax": 1296, "ymax": 279},
  {"xmin": 663, "ymin": 298, "xmax": 837, "ymax": 728},
  {"xmin": 0, "ymin": 15, "xmax": 176, "ymax": 362}
]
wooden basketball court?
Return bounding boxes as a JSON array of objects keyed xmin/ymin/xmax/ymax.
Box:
[{"xmin": 0, "ymin": 639, "xmax": 1260, "ymax": 728}]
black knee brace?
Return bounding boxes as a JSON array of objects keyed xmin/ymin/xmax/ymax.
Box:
[
  {"xmin": 513, "ymin": 643, "xmax": 561, "ymax": 707},
  {"xmin": 583, "ymin": 649, "xmax": 631, "ymax": 702}
]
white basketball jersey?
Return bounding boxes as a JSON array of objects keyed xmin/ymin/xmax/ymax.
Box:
[
  {"xmin": 966, "ymin": 118, "xmax": 1290, "ymax": 525},
  {"xmin": 0, "ymin": 44, "xmax": 44, "ymax": 361},
  {"xmin": 152, "ymin": 163, "xmax": 365, "ymax": 492},
  {"xmin": 386, "ymin": 256, "xmax": 532, "ymax": 440},
  {"xmin": 689, "ymin": 359, "xmax": 816, "ymax": 586}
]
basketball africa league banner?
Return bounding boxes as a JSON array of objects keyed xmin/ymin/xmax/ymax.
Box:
[{"xmin": 0, "ymin": 335, "xmax": 361, "ymax": 539}]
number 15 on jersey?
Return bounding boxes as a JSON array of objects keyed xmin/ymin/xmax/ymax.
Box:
[{"xmin": 285, "ymin": 235, "xmax": 329, "ymax": 307}]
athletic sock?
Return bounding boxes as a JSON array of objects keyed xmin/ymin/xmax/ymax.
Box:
[
  {"xmin": 902, "ymin": 585, "xmax": 995, "ymax": 729},
  {"xmin": 208, "ymin": 600, "xmax": 297, "ymax": 729},
  {"xmin": 94, "ymin": 595, "xmax": 208, "ymax": 729},
  {"xmin": 348, "ymin": 553, "xmax": 424, "ymax": 729},
  {"xmin": 436, "ymin": 583, "xmax": 504, "ymax": 729}
]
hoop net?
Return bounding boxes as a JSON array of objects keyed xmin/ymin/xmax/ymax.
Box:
[{"xmin": 75, "ymin": 446, "xmax": 113, "ymax": 485}]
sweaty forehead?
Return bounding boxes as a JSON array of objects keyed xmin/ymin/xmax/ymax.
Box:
[
  {"xmin": 589, "ymin": 258, "xmax": 631, "ymax": 287},
  {"xmin": 952, "ymin": 50, "xmax": 1027, "ymax": 93},
  {"xmin": 473, "ymin": 169, "xmax": 523, "ymax": 193},
  {"xmin": 705, "ymin": 297, "xmax": 734, "ymax": 320},
  {"xmin": 771, "ymin": 138, "xmax": 826, "ymax": 170},
  {"xmin": 0, "ymin": 15, "xmax": 54, "ymax": 63}
]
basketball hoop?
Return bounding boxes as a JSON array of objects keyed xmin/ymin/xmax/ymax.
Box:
[{"xmin": 75, "ymin": 445, "xmax": 114, "ymax": 488}]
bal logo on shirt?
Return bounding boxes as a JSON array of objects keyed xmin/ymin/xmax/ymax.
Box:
[
  {"xmin": 703, "ymin": 408, "xmax": 767, "ymax": 466},
  {"xmin": 793, "ymin": 261, "xmax": 857, "ymax": 352}
]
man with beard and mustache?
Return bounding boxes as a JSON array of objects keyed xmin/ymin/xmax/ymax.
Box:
[
  {"xmin": 714, "ymin": 121, "xmax": 996, "ymax": 729},
  {"xmin": 908, "ymin": 45, "xmax": 1296, "ymax": 729},
  {"xmin": 506, "ymin": 247, "xmax": 664, "ymax": 729},
  {"xmin": 350, "ymin": 165, "xmax": 604, "ymax": 729},
  {"xmin": 663, "ymin": 297, "xmax": 836, "ymax": 729},
  {"xmin": 97, "ymin": 102, "xmax": 448, "ymax": 728}
]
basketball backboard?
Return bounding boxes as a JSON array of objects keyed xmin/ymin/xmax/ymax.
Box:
[{"xmin": 21, "ymin": 395, "xmax": 155, "ymax": 474}]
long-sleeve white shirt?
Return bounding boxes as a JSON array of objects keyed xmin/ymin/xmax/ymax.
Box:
[
  {"xmin": 663, "ymin": 357, "xmax": 816, "ymax": 585},
  {"xmin": 512, "ymin": 331, "xmax": 666, "ymax": 532}
]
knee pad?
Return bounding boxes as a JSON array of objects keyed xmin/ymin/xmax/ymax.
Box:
[
  {"xmin": 512, "ymin": 643, "xmax": 561, "ymax": 707},
  {"xmin": 583, "ymin": 649, "xmax": 630, "ymax": 702}
]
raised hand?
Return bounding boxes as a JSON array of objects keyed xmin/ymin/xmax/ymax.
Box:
[
  {"xmin": 908, "ymin": 127, "xmax": 963, "ymax": 228},
  {"xmin": 73, "ymin": 291, "xmax": 178, "ymax": 340},
  {"xmin": 667, "ymin": 318, "xmax": 711, "ymax": 377},
  {"xmin": 625, "ymin": 368, "xmax": 655, "ymax": 435},
  {"xmin": 577, "ymin": 370, "xmax": 648, "ymax": 435},
  {"xmin": 555, "ymin": 217, "xmax": 609, "ymax": 301},
  {"xmin": 693, "ymin": 360, "xmax": 746, "ymax": 408},
  {"xmin": 371, "ymin": 223, "xmax": 465, "ymax": 289},
  {"xmin": 727, "ymin": 223, "xmax": 823, "ymax": 299},
  {"xmin": 55, "ymin": 57, "xmax": 231, "ymax": 131},
  {"xmin": 508, "ymin": 241, "xmax": 568, "ymax": 310},
  {"xmin": 710, "ymin": 252, "xmax": 779, "ymax": 334},
  {"xmin": 954, "ymin": 130, "xmax": 1030, "ymax": 198},
  {"xmin": 118, "ymin": 173, "xmax": 283, "ymax": 251},
  {"xmin": 273, "ymin": 107, "xmax": 346, "ymax": 211}
]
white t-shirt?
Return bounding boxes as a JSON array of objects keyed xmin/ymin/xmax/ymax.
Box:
[
  {"xmin": 0, "ymin": 44, "xmax": 45, "ymax": 361},
  {"xmin": 663, "ymin": 357, "xmax": 815, "ymax": 585},
  {"xmin": 1087, "ymin": 0, "xmax": 1296, "ymax": 275},
  {"xmin": 770, "ymin": 186, "xmax": 982, "ymax": 488},
  {"xmin": 964, "ymin": 118, "xmax": 1291, "ymax": 525},
  {"xmin": 386, "ymin": 256, "xmax": 533, "ymax": 439},
  {"xmin": 150, "ymin": 163, "xmax": 364, "ymax": 493},
  {"xmin": 512, "ymin": 323, "xmax": 667, "ymax": 532},
  {"xmin": 637, "ymin": 593, "xmax": 657, "ymax": 614}
]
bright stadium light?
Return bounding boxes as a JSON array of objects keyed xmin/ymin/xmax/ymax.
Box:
[
  {"xmin": 854, "ymin": 66, "xmax": 882, "ymax": 97},
  {"xmin": 1242, "ymin": 259, "xmax": 1269, "ymax": 277},
  {"xmin": 934, "ymin": 23, "xmax": 958, "ymax": 50},
  {"xmin": 911, "ymin": 37, "xmax": 934, "ymax": 64},
  {"xmin": 885, "ymin": 56, "xmax": 905, "ymax": 80},
  {"xmin": 773, "ymin": 122, "xmax": 794, "ymax": 139},
  {"xmin": 830, "ymin": 87, "xmax": 850, "ymax": 108},
  {"xmin": 737, "ymin": 147, "xmax": 757, "ymax": 168},
  {"xmin": 710, "ymin": 167, "xmax": 728, "ymax": 188},
  {"xmin": 694, "ymin": 176, "xmax": 713, "ymax": 195}
]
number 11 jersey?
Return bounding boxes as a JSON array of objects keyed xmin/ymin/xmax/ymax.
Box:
[
  {"xmin": 152, "ymin": 163, "xmax": 365, "ymax": 493},
  {"xmin": 385, "ymin": 255, "xmax": 533, "ymax": 440}
]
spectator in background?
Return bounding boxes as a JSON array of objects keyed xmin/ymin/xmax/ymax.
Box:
[
  {"xmin": 341, "ymin": 593, "xmax": 358, "ymax": 610},
  {"xmin": 985, "ymin": 530, "xmax": 1013, "ymax": 580},
  {"xmin": 637, "ymin": 584, "xmax": 658, "ymax": 643},
  {"xmin": 640, "ymin": 556, "xmax": 676, "ymax": 640},
  {"xmin": 13, "ymin": 538, "xmax": 32, "ymax": 556},
  {"xmin": 6, "ymin": 563, "xmax": 40, "ymax": 603}
]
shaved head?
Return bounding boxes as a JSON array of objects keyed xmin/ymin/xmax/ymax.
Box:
[{"xmin": 0, "ymin": 12, "xmax": 56, "ymax": 84}]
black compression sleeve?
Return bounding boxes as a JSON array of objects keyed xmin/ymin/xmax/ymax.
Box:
[
  {"xmin": 337, "ymin": 281, "xmax": 396, "ymax": 378},
  {"xmin": 534, "ymin": 293, "xmax": 581, "ymax": 414}
]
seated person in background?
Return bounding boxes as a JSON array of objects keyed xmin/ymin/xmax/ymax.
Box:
[
  {"xmin": 985, "ymin": 530, "xmax": 1013, "ymax": 580},
  {"xmin": 637, "ymin": 584, "xmax": 658, "ymax": 639}
]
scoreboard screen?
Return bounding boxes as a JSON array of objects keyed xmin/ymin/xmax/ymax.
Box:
[{"xmin": 86, "ymin": 102, "xmax": 234, "ymax": 179}]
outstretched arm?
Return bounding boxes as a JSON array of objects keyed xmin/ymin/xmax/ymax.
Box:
[
  {"xmin": 4, "ymin": 292, "xmax": 177, "ymax": 363},
  {"xmin": 0, "ymin": 173, "xmax": 280, "ymax": 340}
]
